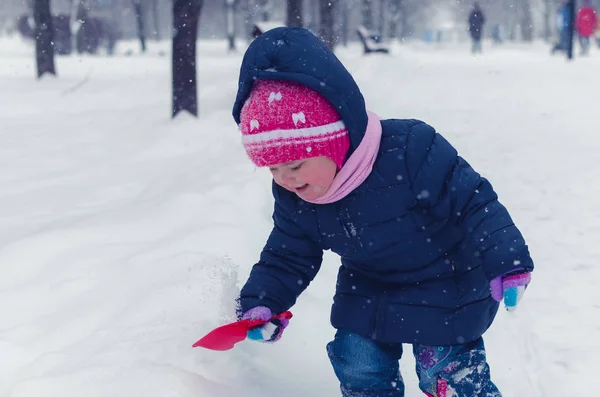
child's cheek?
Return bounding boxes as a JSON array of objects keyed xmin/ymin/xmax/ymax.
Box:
[
  {"xmin": 313, "ymin": 170, "xmax": 334, "ymax": 190},
  {"xmin": 273, "ymin": 178, "xmax": 295, "ymax": 193}
]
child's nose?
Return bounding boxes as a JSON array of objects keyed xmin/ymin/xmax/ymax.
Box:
[{"xmin": 281, "ymin": 172, "xmax": 296, "ymax": 184}]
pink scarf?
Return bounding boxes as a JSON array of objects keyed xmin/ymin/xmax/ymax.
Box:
[{"xmin": 305, "ymin": 111, "xmax": 382, "ymax": 205}]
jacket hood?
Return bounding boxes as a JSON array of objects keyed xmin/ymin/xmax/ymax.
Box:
[{"xmin": 232, "ymin": 27, "xmax": 368, "ymax": 152}]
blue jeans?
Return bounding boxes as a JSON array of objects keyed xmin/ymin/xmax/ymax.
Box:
[{"xmin": 326, "ymin": 330, "xmax": 501, "ymax": 397}]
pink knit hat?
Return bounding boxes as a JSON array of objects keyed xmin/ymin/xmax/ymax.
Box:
[{"xmin": 239, "ymin": 80, "xmax": 350, "ymax": 168}]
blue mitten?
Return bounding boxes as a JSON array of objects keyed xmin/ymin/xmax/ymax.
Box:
[
  {"xmin": 490, "ymin": 270, "xmax": 531, "ymax": 311},
  {"xmin": 242, "ymin": 306, "xmax": 289, "ymax": 342}
]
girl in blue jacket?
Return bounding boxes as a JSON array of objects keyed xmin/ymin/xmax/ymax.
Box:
[{"xmin": 233, "ymin": 27, "xmax": 533, "ymax": 397}]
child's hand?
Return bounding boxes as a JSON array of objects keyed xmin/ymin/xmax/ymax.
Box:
[
  {"xmin": 242, "ymin": 306, "xmax": 289, "ymax": 342},
  {"xmin": 490, "ymin": 271, "xmax": 531, "ymax": 311}
]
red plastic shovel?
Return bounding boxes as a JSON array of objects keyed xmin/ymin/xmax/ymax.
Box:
[{"xmin": 193, "ymin": 311, "xmax": 293, "ymax": 351}]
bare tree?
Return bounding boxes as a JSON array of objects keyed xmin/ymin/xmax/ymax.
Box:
[
  {"xmin": 69, "ymin": 0, "xmax": 82, "ymax": 53},
  {"xmin": 172, "ymin": 0, "xmax": 204, "ymax": 117},
  {"xmin": 340, "ymin": 0, "xmax": 351, "ymax": 46},
  {"xmin": 225, "ymin": 0, "xmax": 236, "ymax": 50},
  {"xmin": 257, "ymin": 0, "xmax": 271, "ymax": 22},
  {"xmin": 33, "ymin": 0, "xmax": 55, "ymax": 78},
  {"xmin": 318, "ymin": 0, "xmax": 337, "ymax": 49},
  {"xmin": 362, "ymin": 0, "xmax": 374, "ymax": 29},
  {"xmin": 132, "ymin": 0, "xmax": 146, "ymax": 52},
  {"xmin": 307, "ymin": 0, "xmax": 319, "ymax": 32},
  {"xmin": 398, "ymin": 0, "xmax": 413, "ymax": 39},
  {"xmin": 377, "ymin": 0, "xmax": 386, "ymax": 37},
  {"xmin": 520, "ymin": 0, "xmax": 534, "ymax": 41},
  {"xmin": 241, "ymin": 0, "xmax": 254, "ymax": 40},
  {"xmin": 566, "ymin": 0, "xmax": 575, "ymax": 59},
  {"xmin": 151, "ymin": 0, "xmax": 160, "ymax": 40},
  {"xmin": 388, "ymin": 0, "xmax": 404, "ymax": 39},
  {"xmin": 543, "ymin": 0, "xmax": 552, "ymax": 41},
  {"xmin": 287, "ymin": 0, "xmax": 303, "ymax": 27},
  {"xmin": 500, "ymin": 1, "xmax": 518, "ymax": 40}
]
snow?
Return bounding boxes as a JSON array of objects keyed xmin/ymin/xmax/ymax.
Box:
[{"xmin": 1, "ymin": 36, "xmax": 599, "ymax": 396}]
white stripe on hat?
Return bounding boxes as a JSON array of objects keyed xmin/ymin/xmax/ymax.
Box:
[
  {"xmin": 245, "ymin": 130, "xmax": 349, "ymax": 149},
  {"xmin": 241, "ymin": 120, "xmax": 346, "ymax": 145}
]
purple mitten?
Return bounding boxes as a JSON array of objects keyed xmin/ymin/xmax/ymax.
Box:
[
  {"xmin": 490, "ymin": 270, "xmax": 531, "ymax": 311},
  {"xmin": 242, "ymin": 306, "xmax": 289, "ymax": 342}
]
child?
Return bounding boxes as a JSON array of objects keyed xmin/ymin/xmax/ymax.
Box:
[
  {"xmin": 576, "ymin": 0, "xmax": 598, "ymax": 55},
  {"xmin": 232, "ymin": 27, "xmax": 533, "ymax": 397}
]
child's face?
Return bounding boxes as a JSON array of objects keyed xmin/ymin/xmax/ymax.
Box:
[{"xmin": 269, "ymin": 156, "xmax": 337, "ymax": 201}]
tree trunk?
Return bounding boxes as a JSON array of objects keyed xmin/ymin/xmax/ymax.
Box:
[
  {"xmin": 388, "ymin": 0, "xmax": 402, "ymax": 39},
  {"xmin": 33, "ymin": 0, "xmax": 56, "ymax": 78},
  {"xmin": 378, "ymin": 0, "xmax": 385, "ymax": 37},
  {"xmin": 308, "ymin": 0, "xmax": 319, "ymax": 32},
  {"xmin": 69, "ymin": 0, "xmax": 81, "ymax": 54},
  {"xmin": 543, "ymin": 0, "xmax": 551, "ymax": 41},
  {"xmin": 225, "ymin": 0, "xmax": 236, "ymax": 51},
  {"xmin": 503, "ymin": 1, "xmax": 518, "ymax": 41},
  {"xmin": 257, "ymin": 0, "xmax": 270, "ymax": 22},
  {"xmin": 243, "ymin": 0, "xmax": 254, "ymax": 41},
  {"xmin": 341, "ymin": 0, "xmax": 350, "ymax": 46},
  {"xmin": 287, "ymin": 0, "xmax": 303, "ymax": 27},
  {"xmin": 172, "ymin": 0, "xmax": 204, "ymax": 117},
  {"xmin": 399, "ymin": 0, "xmax": 408, "ymax": 39},
  {"xmin": 566, "ymin": 0, "xmax": 575, "ymax": 59},
  {"xmin": 520, "ymin": 0, "xmax": 533, "ymax": 41},
  {"xmin": 74, "ymin": 0, "xmax": 89, "ymax": 53},
  {"xmin": 132, "ymin": 0, "xmax": 146, "ymax": 52},
  {"xmin": 152, "ymin": 0, "xmax": 160, "ymax": 40},
  {"xmin": 362, "ymin": 0, "xmax": 373, "ymax": 29},
  {"xmin": 318, "ymin": 0, "xmax": 336, "ymax": 50}
]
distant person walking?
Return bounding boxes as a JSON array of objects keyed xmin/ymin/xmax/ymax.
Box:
[
  {"xmin": 551, "ymin": 1, "xmax": 572, "ymax": 54},
  {"xmin": 576, "ymin": 0, "xmax": 598, "ymax": 55},
  {"xmin": 468, "ymin": 2, "xmax": 486, "ymax": 54}
]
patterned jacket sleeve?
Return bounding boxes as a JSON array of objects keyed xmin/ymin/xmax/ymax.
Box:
[
  {"xmin": 238, "ymin": 192, "xmax": 323, "ymax": 315},
  {"xmin": 406, "ymin": 121, "xmax": 534, "ymax": 280}
]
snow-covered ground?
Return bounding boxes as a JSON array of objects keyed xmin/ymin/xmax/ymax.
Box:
[{"xmin": 1, "ymin": 36, "xmax": 599, "ymax": 397}]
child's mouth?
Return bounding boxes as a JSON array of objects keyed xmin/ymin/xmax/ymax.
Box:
[{"xmin": 295, "ymin": 184, "xmax": 308, "ymax": 192}]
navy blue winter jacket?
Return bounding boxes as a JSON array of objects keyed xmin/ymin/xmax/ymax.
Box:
[
  {"xmin": 469, "ymin": 9, "xmax": 486, "ymax": 40},
  {"xmin": 232, "ymin": 28, "xmax": 533, "ymax": 346}
]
